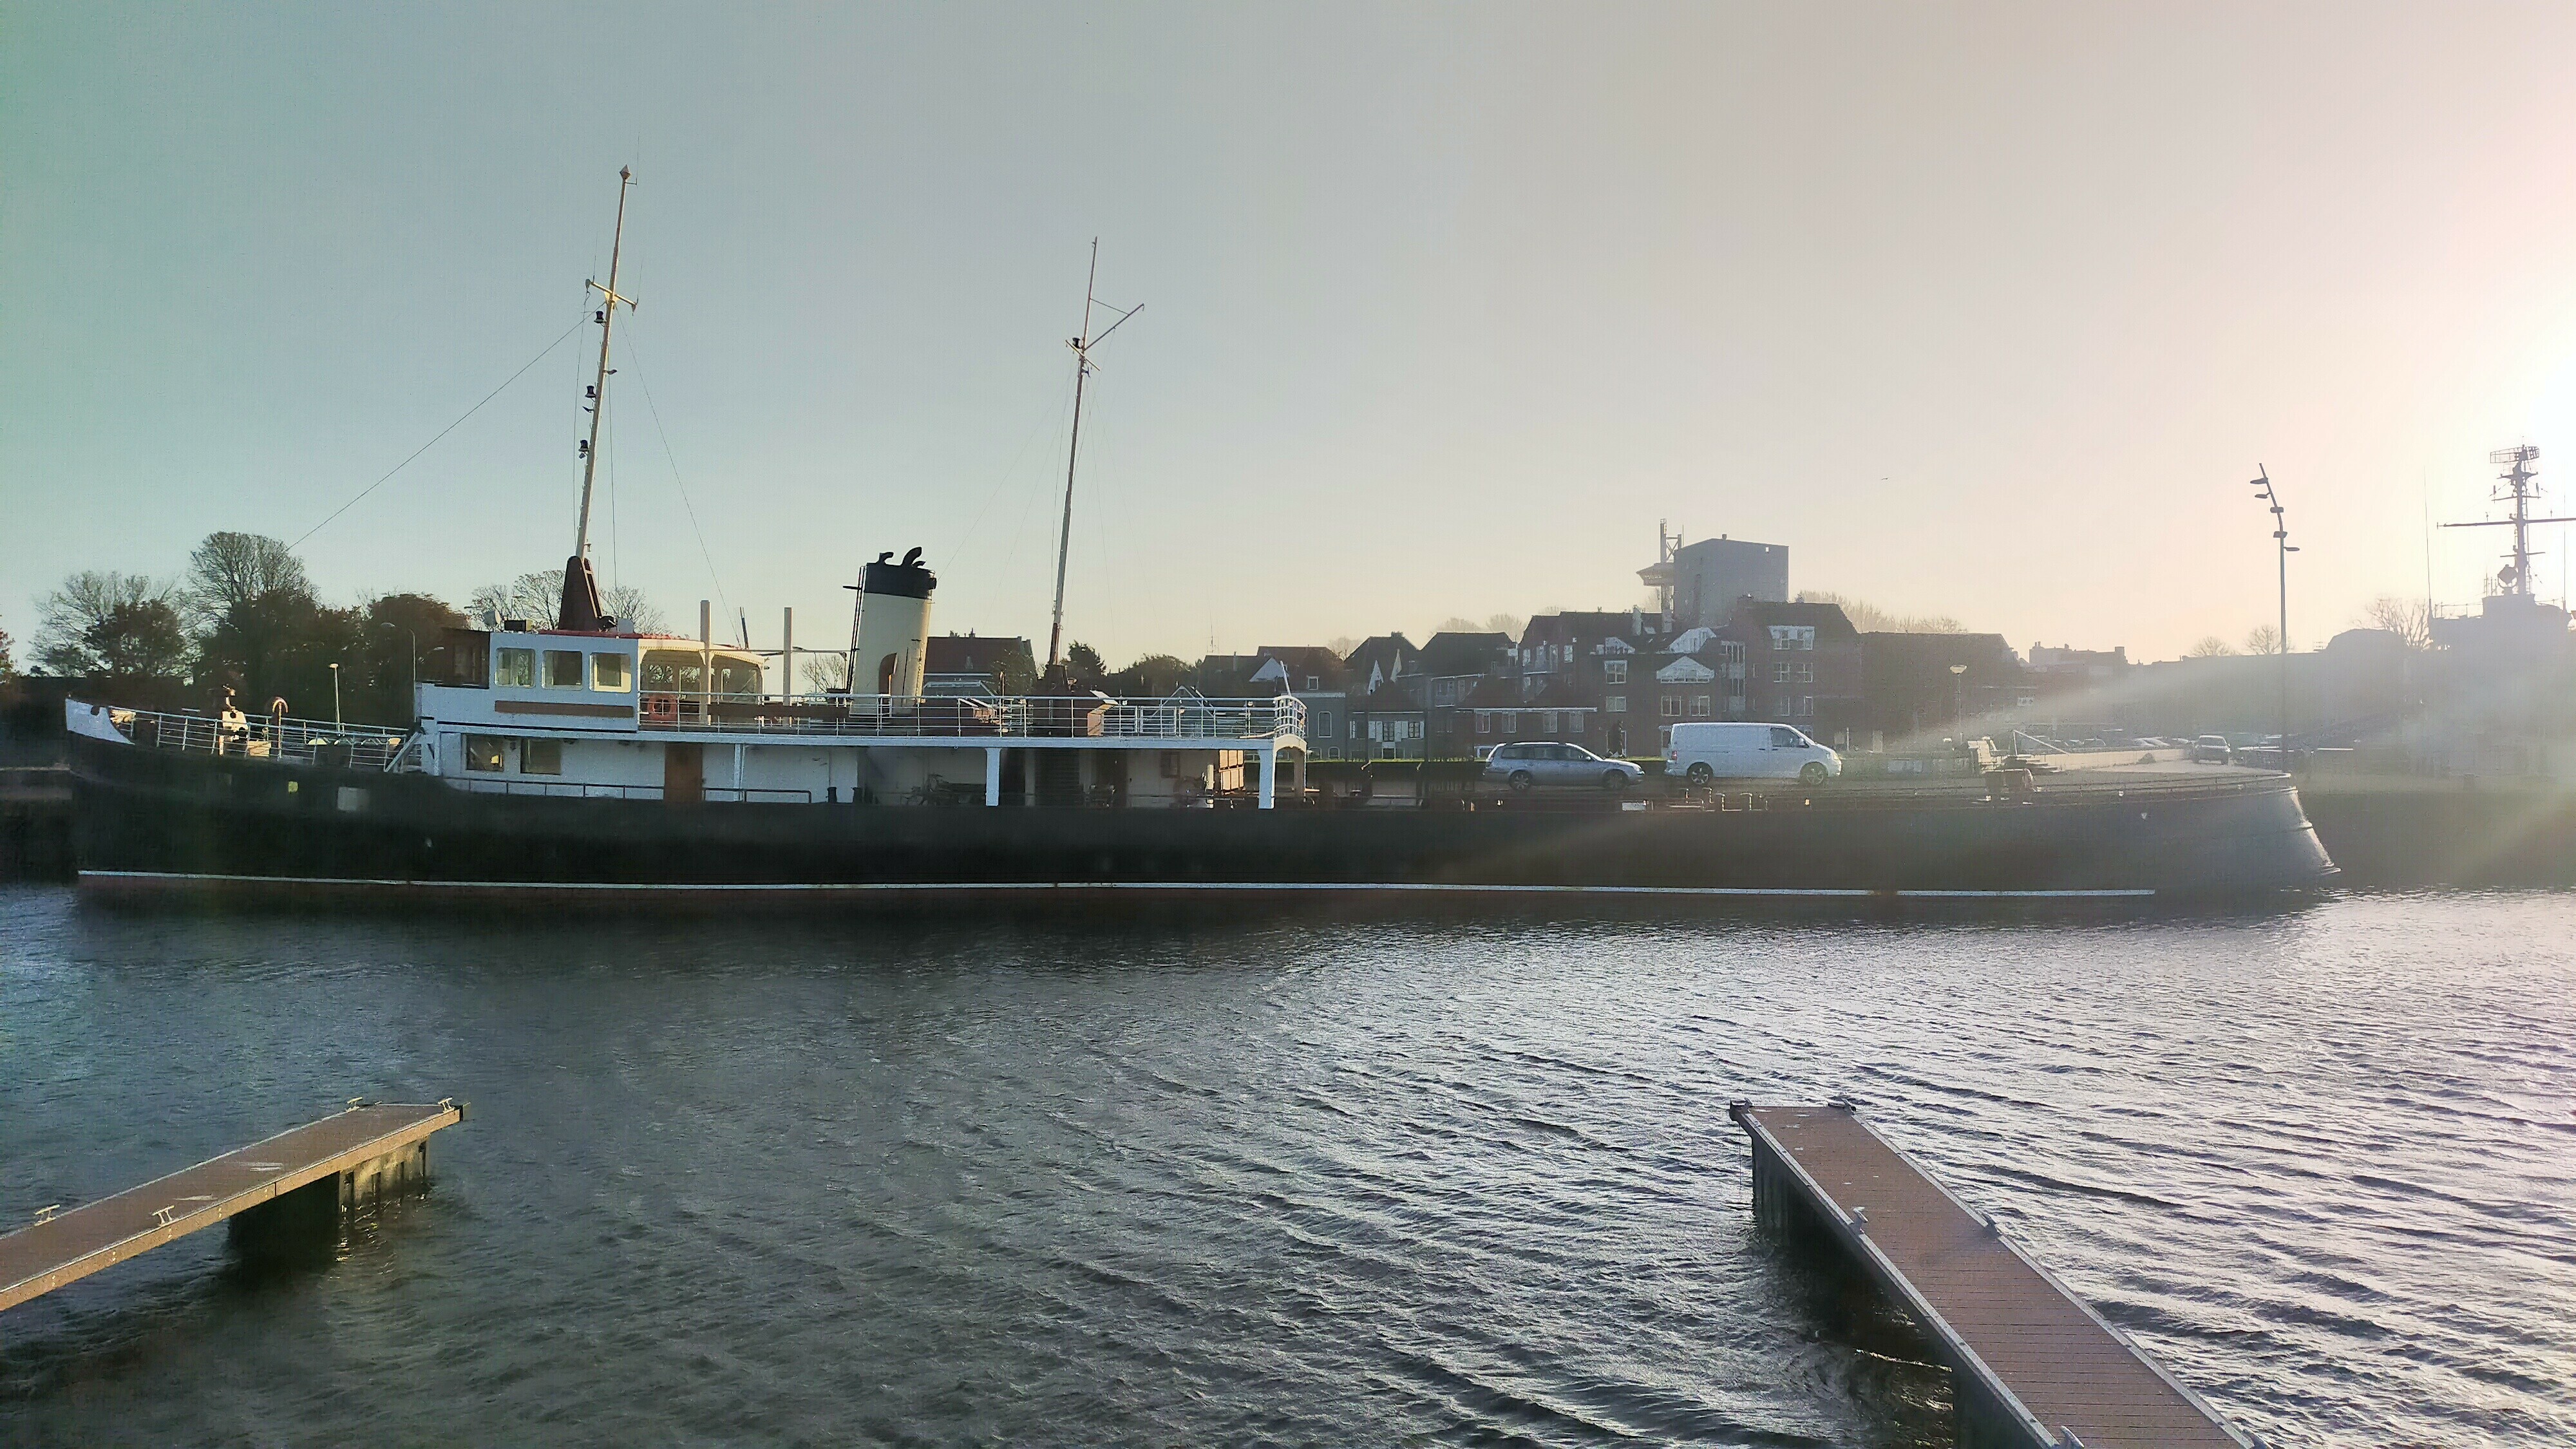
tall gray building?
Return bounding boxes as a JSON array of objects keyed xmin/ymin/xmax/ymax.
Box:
[{"xmin": 1643, "ymin": 535, "xmax": 1788, "ymax": 630}]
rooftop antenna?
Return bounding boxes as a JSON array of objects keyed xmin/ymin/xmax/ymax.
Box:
[
  {"xmin": 2441, "ymin": 444, "xmax": 2573, "ymax": 598},
  {"xmin": 562, "ymin": 167, "xmax": 638, "ymax": 632},
  {"xmin": 1044, "ymin": 239, "xmax": 1141, "ymax": 673}
]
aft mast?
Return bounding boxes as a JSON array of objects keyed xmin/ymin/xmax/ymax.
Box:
[
  {"xmin": 1043, "ymin": 240, "xmax": 1139, "ymax": 674},
  {"xmin": 562, "ymin": 167, "xmax": 638, "ymax": 632}
]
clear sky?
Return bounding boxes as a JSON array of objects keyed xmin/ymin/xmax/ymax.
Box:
[{"xmin": 12, "ymin": 2, "xmax": 2576, "ymax": 665}]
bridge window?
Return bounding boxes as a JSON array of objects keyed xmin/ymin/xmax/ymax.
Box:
[
  {"xmin": 521, "ymin": 739, "xmax": 563, "ymax": 775},
  {"xmin": 495, "ymin": 649, "xmax": 536, "ymax": 688},
  {"xmin": 462, "ymin": 735, "xmax": 504, "ymax": 772},
  {"xmin": 592, "ymin": 653, "xmax": 632, "ymax": 691},
  {"xmin": 641, "ymin": 650, "xmax": 705, "ymax": 694},
  {"xmin": 545, "ymin": 650, "xmax": 584, "ymax": 688}
]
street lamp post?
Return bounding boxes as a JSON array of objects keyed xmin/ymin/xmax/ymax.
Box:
[
  {"xmin": 2250, "ymin": 468, "xmax": 2298, "ymax": 770},
  {"xmin": 328, "ymin": 662, "xmax": 343, "ymax": 734},
  {"xmin": 1947, "ymin": 663, "xmax": 1967, "ymax": 732}
]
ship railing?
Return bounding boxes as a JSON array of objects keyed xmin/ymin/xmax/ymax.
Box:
[
  {"xmin": 89, "ymin": 705, "xmax": 410, "ymax": 772},
  {"xmin": 447, "ymin": 779, "xmax": 814, "ymax": 803},
  {"xmin": 633, "ymin": 692, "xmax": 1305, "ymax": 742}
]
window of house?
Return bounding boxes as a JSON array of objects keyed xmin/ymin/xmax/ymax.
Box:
[
  {"xmin": 1499, "ymin": 712, "xmax": 1518, "ymax": 734},
  {"xmin": 1660, "ymin": 695, "xmax": 1681, "ymax": 717},
  {"xmin": 1476, "ymin": 712, "xmax": 1491, "ymax": 734},
  {"xmin": 1796, "ymin": 663, "xmax": 1814, "ymax": 684},
  {"xmin": 463, "ymin": 735, "xmax": 505, "ymax": 772},
  {"xmin": 1304, "ymin": 676, "xmax": 1319, "ymax": 690},
  {"xmin": 1539, "ymin": 711, "xmax": 1557, "ymax": 732},
  {"xmin": 1769, "ymin": 625, "xmax": 1815, "ymax": 651},
  {"xmin": 1604, "ymin": 659, "xmax": 1627, "ymax": 685},
  {"xmin": 521, "ymin": 739, "xmax": 563, "ymax": 775},
  {"xmin": 495, "ymin": 648, "xmax": 536, "ymax": 688},
  {"xmin": 1368, "ymin": 719, "xmax": 1384, "ymax": 742},
  {"xmin": 1561, "ymin": 643, "xmax": 1574, "ymax": 664},
  {"xmin": 1798, "ymin": 696, "xmax": 1814, "ymax": 717},
  {"xmin": 1774, "ymin": 662, "xmax": 1793, "ymax": 683},
  {"xmin": 1690, "ymin": 694, "xmax": 1712, "ymax": 716},
  {"xmin": 1604, "ymin": 694, "xmax": 1626, "ymax": 714},
  {"xmin": 1658, "ymin": 726, "xmax": 1674, "ymax": 752},
  {"xmin": 591, "ymin": 652, "xmax": 632, "ymax": 691}
]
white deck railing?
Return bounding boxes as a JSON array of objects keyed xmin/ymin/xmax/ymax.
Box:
[
  {"xmin": 635, "ymin": 692, "xmax": 1306, "ymax": 743},
  {"xmin": 84, "ymin": 705, "xmax": 410, "ymax": 772}
]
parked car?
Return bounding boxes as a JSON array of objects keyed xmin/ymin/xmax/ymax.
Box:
[
  {"xmin": 1667, "ymin": 721, "xmax": 1842, "ymax": 785},
  {"xmin": 2190, "ymin": 734, "xmax": 2232, "ymax": 764},
  {"xmin": 1482, "ymin": 741, "xmax": 1645, "ymax": 793}
]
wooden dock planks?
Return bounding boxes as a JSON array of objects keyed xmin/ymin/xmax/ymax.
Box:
[
  {"xmin": 0, "ymin": 1101, "xmax": 464, "ymax": 1314},
  {"xmin": 1732, "ymin": 1103, "xmax": 2248, "ymax": 1449}
]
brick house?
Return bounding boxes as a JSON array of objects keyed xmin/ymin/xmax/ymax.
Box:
[{"xmin": 1713, "ymin": 600, "xmax": 1864, "ymax": 746}]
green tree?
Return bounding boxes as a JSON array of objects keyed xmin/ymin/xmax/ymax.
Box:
[
  {"xmin": 1065, "ymin": 641, "xmax": 1106, "ymax": 680},
  {"xmin": 348, "ymin": 593, "xmax": 468, "ymax": 724},
  {"xmin": 196, "ymin": 588, "xmax": 363, "ymax": 717},
  {"xmin": 0, "ymin": 620, "xmax": 15, "ymax": 680},
  {"xmin": 1107, "ymin": 652, "xmax": 1190, "ymax": 697}
]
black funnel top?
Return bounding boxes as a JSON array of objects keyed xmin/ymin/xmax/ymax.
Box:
[{"xmin": 864, "ymin": 547, "xmax": 936, "ymax": 600}]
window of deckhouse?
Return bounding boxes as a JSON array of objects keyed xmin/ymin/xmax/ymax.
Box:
[
  {"xmin": 545, "ymin": 650, "xmax": 583, "ymax": 688},
  {"xmin": 462, "ymin": 735, "xmax": 505, "ymax": 772},
  {"xmin": 592, "ymin": 653, "xmax": 632, "ymax": 692},
  {"xmin": 521, "ymin": 739, "xmax": 563, "ymax": 775},
  {"xmin": 495, "ymin": 649, "xmax": 536, "ymax": 688},
  {"xmin": 641, "ymin": 650, "xmax": 706, "ymax": 694}
]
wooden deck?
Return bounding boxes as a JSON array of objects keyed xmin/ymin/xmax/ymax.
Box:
[
  {"xmin": 1730, "ymin": 1103, "xmax": 2249, "ymax": 1449},
  {"xmin": 1, "ymin": 1101, "xmax": 464, "ymax": 1314}
]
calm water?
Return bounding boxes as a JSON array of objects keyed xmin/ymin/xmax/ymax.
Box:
[{"xmin": 1, "ymin": 888, "xmax": 2571, "ymax": 1448}]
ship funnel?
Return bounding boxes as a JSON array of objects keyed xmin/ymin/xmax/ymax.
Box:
[{"xmin": 855, "ymin": 547, "xmax": 936, "ymax": 698}]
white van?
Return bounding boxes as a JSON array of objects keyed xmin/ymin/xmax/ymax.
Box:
[{"xmin": 1668, "ymin": 722, "xmax": 1841, "ymax": 784}]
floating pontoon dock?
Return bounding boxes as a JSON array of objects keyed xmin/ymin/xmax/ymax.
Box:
[
  {"xmin": 1730, "ymin": 1102, "xmax": 2250, "ymax": 1449},
  {"xmin": 1, "ymin": 1101, "xmax": 464, "ymax": 1313}
]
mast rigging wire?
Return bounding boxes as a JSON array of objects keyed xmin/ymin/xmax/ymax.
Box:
[
  {"xmin": 289, "ymin": 313, "xmax": 589, "ymax": 553},
  {"xmin": 615, "ymin": 328, "xmax": 732, "ymax": 625}
]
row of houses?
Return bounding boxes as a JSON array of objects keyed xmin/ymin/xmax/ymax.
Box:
[{"xmin": 913, "ymin": 608, "xmax": 2124, "ymax": 761}]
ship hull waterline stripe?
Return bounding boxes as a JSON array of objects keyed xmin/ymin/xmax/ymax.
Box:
[{"xmin": 78, "ymin": 871, "xmax": 2155, "ymax": 900}]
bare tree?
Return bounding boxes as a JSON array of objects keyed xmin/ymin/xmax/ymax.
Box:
[
  {"xmin": 36, "ymin": 572, "xmax": 178, "ymax": 674},
  {"xmin": 2361, "ymin": 595, "xmax": 2432, "ymax": 649},
  {"xmin": 2243, "ymin": 624, "xmax": 2282, "ymax": 655},
  {"xmin": 184, "ymin": 531, "xmax": 310, "ymax": 627},
  {"xmin": 799, "ymin": 654, "xmax": 849, "ymax": 693},
  {"xmin": 468, "ymin": 569, "xmax": 664, "ymax": 633},
  {"xmin": 0, "ymin": 620, "xmax": 14, "ymax": 680},
  {"xmin": 1324, "ymin": 636, "xmax": 1359, "ymax": 658},
  {"xmin": 1797, "ymin": 590, "xmax": 1965, "ymax": 634},
  {"xmin": 2184, "ymin": 636, "xmax": 2237, "ymax": 658}
]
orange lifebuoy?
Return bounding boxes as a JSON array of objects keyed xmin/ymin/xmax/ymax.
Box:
[{"xmin": 642, "ymin": 694, "xmax": 678, "ymax": 724}]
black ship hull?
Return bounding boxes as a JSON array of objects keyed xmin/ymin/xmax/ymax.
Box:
[{"xmin": 68, "ymin": 737, "xmax": 2339, "ymax": 906}]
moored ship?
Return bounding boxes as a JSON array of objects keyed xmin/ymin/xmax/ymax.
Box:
[{"xmin": 62, "ymin": 169, "xmax": 2337, "ymax": 904}]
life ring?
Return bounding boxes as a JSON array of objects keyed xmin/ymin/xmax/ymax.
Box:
[{"xmin": 642, "ymin": 693, "xmax": 678, "ymax": 724}]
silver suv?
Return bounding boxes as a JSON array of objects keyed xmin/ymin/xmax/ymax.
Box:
[{"xmin": 1482, "ymin": 741, "xmax": 1645, "ymax": 793}]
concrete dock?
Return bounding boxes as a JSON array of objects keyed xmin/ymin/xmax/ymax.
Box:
[
  {"xmin": 1730, "ymin": 1102, "xmax": 2249, "ymax": 1449},
  {"xmin": 1, "ymin": 1101, "xmax": 464, "ymax": 1313}
]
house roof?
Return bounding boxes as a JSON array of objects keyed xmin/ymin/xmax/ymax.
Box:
[
  {"xmin": 1419, "ymin": 631, "xmax": 1511, "ymax": 676},
  {"xmin": 923, "ymin": 634, "xmax": 1036, "ymax": 677},
  {"xmin": 1731, "ymin": 600, "xmax": 1860, "ymax": 641}
]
